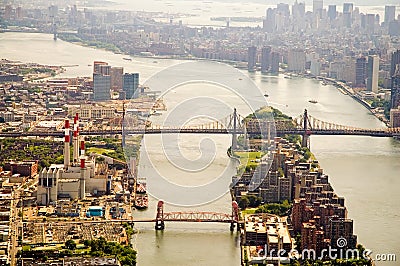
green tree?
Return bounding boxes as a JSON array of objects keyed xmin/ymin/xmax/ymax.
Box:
[
  {"xmin": 238, "ymin": 196, "xmax": 250, "ymax": 209},
  {"xmin": 65, "ymin": 239, "xmax": 76, "ymax": 250}
]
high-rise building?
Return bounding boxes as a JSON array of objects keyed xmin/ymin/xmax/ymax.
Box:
[
  {"xmin": 99, "ymin": 65, "xmax": 111, "ymax": 76},
  {"xmin": 111, "ymin": 67, "xmax": 124, "ymax": 91},
  {"xmin": 390, "ymin": 108, "xmax": 400, "ymax": 128},
  {"xmin": 343, "ymin": 3, "xmax": 353, "ymax": 14},
  {"xmin": 261, "ymin": 46, "xmax": 271, "ymax": 73},
  {"xmin": 390, "ymin": 50, "xmax": 400, "ymax": 77},
  {"xmin": 355, "ymin": 57, "xmax": 367, "ymax": 87},
  {"xmin": 292, "ymin": 1, "xmax": 306, "ymax": 30},
  {"xmin": 292, "ymin": 1, "xmax": 305, "ymax": 19},
  {"xmin": 93, "ymin": 73, "xmax": 111, "ymax": 101},
  {"xmin": 365, "ymin": 14, "xmax": 376, "ymax": 34},
  {"xmin": 313, "ymin": 0, "xmax": 323, "ymax": 17},
  {"xmin": 389, "ymin": 20, "xmax": 400, "ymax": 36},
  {"xmin": 277, "ymin": 3, "xmax": 290, "ymax": 17},
  {"xmin": 310, "ymin": 59, "xmax": 321, "ymax": 77},
  {"xmin": 366, "ymin": 55, "xmax": 379, "ymax": 93},
  {"xmin": 288, "ymin": 49, "xmax": 306, "ymax": 73},
  {"xmin": 328, "ymin": 5, "xmax": 337, "ymax": 21},
  {"xmin": 93, "ymin": 61, "xmax": 108, "ymax": 74},
  {"xmin": 343, "ymin": 3, "xmax": 353, "ymax": 28},
  {"xmin": 384, "ymin": 6, "xmax": 396, "ymax": 26},
  {"xmin": 264, "ymin": 8, "xmax": 276, "ymax": 33},
  {"xmin": 271, "ymin": 52, "xmax": 280, "ymax": 74},
  {"xmin": 329, "ymin": 218, "xmax": 357, "ymax": 250},
  {"xmin": 391, "ymin": 65, "xmax": 400, "ymax": 110},
  {"xmin": 247, "ymin": 46, "xmax": 257, "ymax": 72},
  {"xmin": 16, "ymin": 6, "xmax": 23, "ymax": 20},
  {"xmin": 4, "ymin": 5, "xmax": 12, "ymax": 20},
  {"xmin": 123, "ymin": 73, "xmax": 139, "ymax": 99}
]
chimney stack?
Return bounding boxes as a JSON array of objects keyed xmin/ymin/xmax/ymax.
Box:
[
  {"xmin": 73, "ymin": 113, "xmax": 79, "ymax": 164},
  {"xmin": 64, "ymin": 120, "xmax": 70, "ymax": 169},
  {"xmin": 80, "ymin": 140, "xmax": 85, "ymax": 157},
  {"xmin": 80, "ymin": 157, "xmax": 86, "ymax": 199}
]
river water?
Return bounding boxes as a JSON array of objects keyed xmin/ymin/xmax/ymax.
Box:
[{"xmin": 1, "ymin": 32, "xmax": 399, "ymax": 265}]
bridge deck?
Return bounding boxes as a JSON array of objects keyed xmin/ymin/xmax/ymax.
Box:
[{"xmin": 0, "ymin": 128, "xmax": 398, "ymax": 138}]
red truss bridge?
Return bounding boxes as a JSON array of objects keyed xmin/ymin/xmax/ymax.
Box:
[{"xmin": 154, "ymin": 200, "xmax": 240, "ymax": 231}]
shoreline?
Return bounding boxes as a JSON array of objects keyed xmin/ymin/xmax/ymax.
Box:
[{"xmin": 289, "ymin": 73, "xmax": 390, "ymax": 127}]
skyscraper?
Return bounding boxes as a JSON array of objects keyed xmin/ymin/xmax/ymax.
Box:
[
  {"xmin": 365, "ymin": 14, "xmax": 376, "ymax": 34},
  {"xmin": 390, "ymin": 50, "xmax": 400, "ymax": 77},
  {"xmin": 343, "ymin": 3, "xmax": 353, "ymax": 14},
  {"xmin": 93, "ymin": 73, "xmax": 111, "ymax": 101},
  {"xmin": 343, "ymin": 3, "xmax": 354, "ymax": 28},
  {"xmin": 384, "ymin": 6, "xmax": 396, "ymax": 26},
  {"xmin": 391, "ymin": 67, "xmax": 400, "ymax": 110},
  {"xmin": 292, "ymin": 1, "xmax": 305, "ymax": 19},
  {"xmin": 366, "ymin": 55, "xmax": 379, "ymax": 93},
  {"xmin": 391, "ymin": 50, "xmax": 400, "ymax": 109},
  {"xmin": 93, "ymin": 61, "xmax": 108, "ymax": 74},
  {"xmin": 288, "ymin": 49, "xmax": 306, "ymax": 73},
  {"xmin": 313, "ymin": 0, "xmax": 323, "ymax": 17},
  {"xmin": 328, "ymin": 5, "xmax": 337, "ymax": 21},
  {"xmin": 111, "ymin": 67, "xmax": 124, "ymax": 91},
  {"xmin": 292, "ymin": 1, "xmax": 306, "ymax": 31},
  {"xmin": 248, "ymin": 46, "xmax": 257, "ymax": 72},
  {"xmin": 355, "ymin": 57, "xmax": 367, "ymax": 87},
  {"xmin": 270, "ymin": 52, "xmax": 280, "ymax": 74},
  {"xmin": 123, "ymin": 73, "xmax": 139, "ymax": 99},
  {"xmin": 261, "ymin": 46, "xmax": 271, "ymax": 73},
  {"xmin": 264, "ymin": 8, "xmax": 276, "ymax": 33}
]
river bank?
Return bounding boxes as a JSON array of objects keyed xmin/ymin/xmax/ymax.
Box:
[{"xmin": 315, "ymin": 76, "xmax": 390, "ymax": 126}]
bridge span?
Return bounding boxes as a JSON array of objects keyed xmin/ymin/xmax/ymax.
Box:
[
  {"xmin": 23, "ymin": 201, "xmax": 240, "ymax": 231},
  {"xmin": 1, "ymin": 109, "xmax": 399, "ymax": 148}
]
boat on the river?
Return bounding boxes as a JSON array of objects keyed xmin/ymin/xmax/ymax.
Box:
[{"xmin": 135, "ymin": 181, "xmax": 148, "ymax": 209}]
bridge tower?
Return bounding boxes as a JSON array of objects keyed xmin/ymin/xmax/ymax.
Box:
[
  {"xmin": 52, "ymin": 17, "xmax": 57, "ymax": 41},
  {"xmin": 231, "ymin": 201, "xmax": 239, "ymax": 231},
  {"xmin": 232, "ymin": 108, "xmax": 238, "ymax": 151},
  {"xmin": 155, "ymin": 200, "xmax": 165, "ymax": 230},
  {"xmin": 122, "ymin": 102, "xmax": 126, "ymax": 147},
  {"xmin": 302, "ymin": 109, "xmax": 311, "ymax": 148}
]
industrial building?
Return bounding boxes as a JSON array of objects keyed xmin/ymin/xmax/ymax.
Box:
[{"xmin": 37, "ymin": 114, "xmax": 107, "ymax": 205}]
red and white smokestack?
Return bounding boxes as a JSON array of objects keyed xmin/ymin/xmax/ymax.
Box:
[
  {"xmin": 80, "ymin": 158, "xmax": 85, "ymax": 169},
  {"xmin": 73, "ymin": 113, "xmax": 79, "ymax": 164},
  {"xmin": 80, "ymin": 156, "xmax": 86, "ymax": 199},
  {"xmin": 64, "ymin": 120, "xmax": 70, "ymax": 169},
  {"xmin": 80, "ymin": 140, "xmax": 85, "ymax": 157}
]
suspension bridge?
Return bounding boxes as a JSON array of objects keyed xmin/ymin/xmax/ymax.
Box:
[{"xmin": 1, "ymin": 109, "xmax": 399, "ymax": 148}]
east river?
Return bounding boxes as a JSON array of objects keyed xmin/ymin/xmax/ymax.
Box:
[{"xmin": 1, "ymin": 32, "xmax": 399, "ymax": 265}]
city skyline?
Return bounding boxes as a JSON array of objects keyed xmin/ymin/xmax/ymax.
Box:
[{"xmin": 0, "ymin": 0, "xmax": 399, "ymax": 265}]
